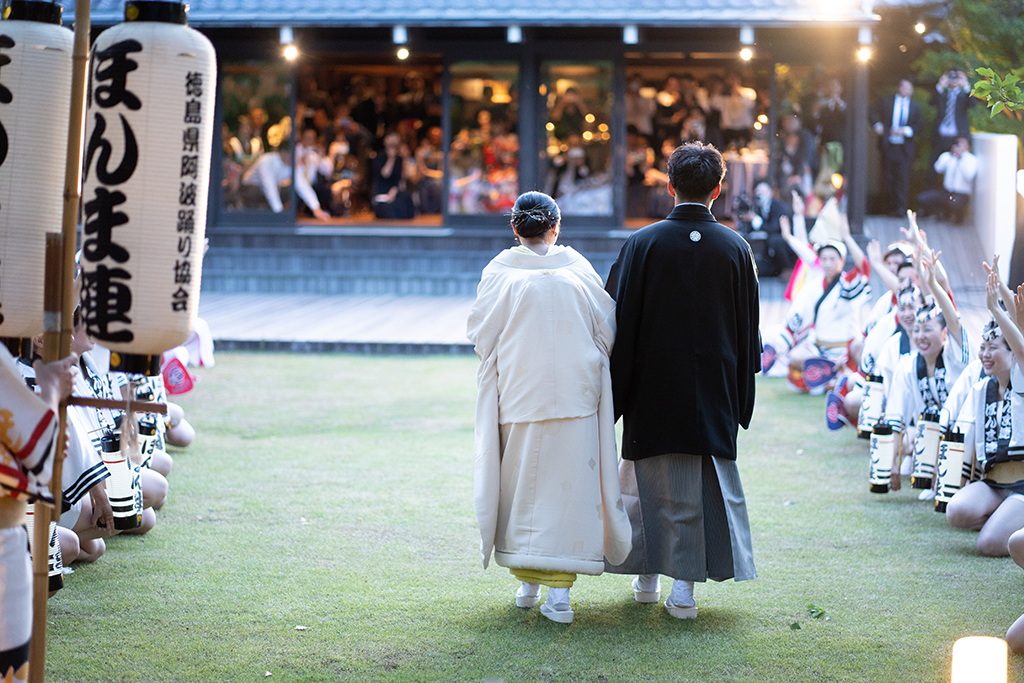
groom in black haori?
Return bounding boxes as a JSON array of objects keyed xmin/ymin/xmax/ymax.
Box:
[{"xmin": 604, "ymin": 141, "xmax": 760, "ymax": 619}]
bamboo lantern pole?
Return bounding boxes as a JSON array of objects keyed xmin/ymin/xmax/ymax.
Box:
[{"xmin": 29, "ymin": 0, "xmax": 91, "ymax": 681}]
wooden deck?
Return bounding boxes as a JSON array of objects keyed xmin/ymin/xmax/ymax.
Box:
[{"xmin": 199, "ymin": 215, "xmax": 996, "ymax": 352}]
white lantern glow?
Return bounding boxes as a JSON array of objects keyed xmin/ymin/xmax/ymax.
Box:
[
  {"xmin": 951, "ymin": 636, "xmax": 1007, "ymax": 683},
  {"xmin": 80, "ymin": 1, "xmax": 216, "ymax": 373},
  {"xmin": 0, "ymin": 2, "xmax": 72, "ymax": 339}
]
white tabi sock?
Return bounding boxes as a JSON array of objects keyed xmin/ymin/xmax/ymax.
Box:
[
  {"xmin": 546, "ymin": 586, "xmax": 570, "ymax": 608},
  {"xmin": 668, "ymin": 579, "xmax": 695, "ymax": 608},
  {"xmin": 636, "ymin": 573, "xmax": 660, "ymax": 593}
]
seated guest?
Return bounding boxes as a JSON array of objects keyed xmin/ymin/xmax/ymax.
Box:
[
  {"xmin": 296, "ymin": 127, "xmax": 333, "ymax": 221},
  {"xmin": 371, "ymin": 132, "xmax": 415, "ymax": 219},
  {"xmin": 945, "ymin": 272, "xmax": 1024, "ymax": 556},
  {"xmin": 415, "ymin": 126, "xmax": 444, "ymax": 214},
  {"xmin": 645, "ymin": 139, "xmax": 680, "ymax": 218},
  {"xmin": 242, "ymin": 149, "xmax": 330, "ymax": 220},
  {"xmin": 916, "ymin": 137, "xmax": 978, "ymax": 224},
  {"xmin": 625, "ymin": 126, "xmax": 653, "ymax": 216}
]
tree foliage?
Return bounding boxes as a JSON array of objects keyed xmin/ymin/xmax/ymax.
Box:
[
  {"xmin": 973, "ymin": 68, "xmax": 1024, "ymax": 121},
  {"xmin": 914, "ymin": 0, "xmax": 1024, "ymax": 133}
]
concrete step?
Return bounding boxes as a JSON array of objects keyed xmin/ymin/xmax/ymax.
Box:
[{"xmin": 202, "ymin": 227, "xmax": 625, "ymax": 295}]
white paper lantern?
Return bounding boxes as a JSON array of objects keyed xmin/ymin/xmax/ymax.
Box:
[
  {"xmin": 0, "ymin": 2, "xmax": 72, "ymax": 339},
  {"xmin": 868, "ymin": 423, "xmax": 894, "ymax": 494},
  {"xmin": 856, "ymin": 373, "xmax": 884, "ymax": 439},
  {"xmin": 911, "ymin": 407, "xmax": 943, "ymax": 489},
  {"xmin": 935, "ymin": 430, "xmax": 966, "ymax": 513},
  {"xmin": 99, "ymin": 431, "xmax": 142, "ymax": 530},
  {"xmin": 25, "ymin": 502, "xmax": 64, "ymax": 593},
  {"xmin": 80, "ymin": 1, "xmax": 216, "ymax": 372}
]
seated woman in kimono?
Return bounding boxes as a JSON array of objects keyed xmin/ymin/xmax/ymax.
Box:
[
  {"xmin": 467, "ymin": 191, "xmax": 632, "ymax": 624},
  {"xmin": 882, "ymin": 247, "xmax": 973, "ymax": 491},
  {"xmin": 945, "ymin": 272, "xmax": 1024, "ymax": 556}
]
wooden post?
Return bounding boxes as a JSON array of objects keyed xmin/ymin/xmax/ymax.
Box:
[
  {"xmin": 849, "ymin": 58, "xmax": 869, "ymax": 234},
  {"xmin": 28, "ymin": 0, "xmax": 91, "ymax": 681},
  {"xmin": 28, "ymin": 234, "xmax": 64, "ymax": 683}
]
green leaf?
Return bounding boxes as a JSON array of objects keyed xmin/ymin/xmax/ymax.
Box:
[
  {"xmin": 977, "ymin": 67, "xmax": 997, "ymax": 78},
  {"xmin": 790, "ymin": 622, "xmax": 802, "ymax": 630},
  {"xmin": 992, "ymin": 101, "xmax": 1006, "ymax": 116},
  {"xmin": 972, "ymin": 82, "xmax": 994, "ymax": 96},
  {"xmin": 808, "ymin": 604, "xmax": 827, "ymax": 619},
  {"xmin": 1004, "ymin": 74, "xmax": 1020, "ymax": 87}
]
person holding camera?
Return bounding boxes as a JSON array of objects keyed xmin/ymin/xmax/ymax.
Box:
[{"xmin": 930, "ymin": 69, "xmax": 974, "ymax": 189}]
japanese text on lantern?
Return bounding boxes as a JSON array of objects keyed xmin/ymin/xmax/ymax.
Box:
[
  {"xmin": 173, "ymin": 70, "xmax": 202, "ymax": 313},
  {"xmin": 0, "ymin": 35, "xmax": 13, "ymax": 326},
  {"xmin": 82, "ymin": 39, "xmax": 142, "ymax": 343}
]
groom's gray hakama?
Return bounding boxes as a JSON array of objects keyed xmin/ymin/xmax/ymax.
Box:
[{"xmin": 606, "ymin": 454, "xmax": 756, "ymax": 581}]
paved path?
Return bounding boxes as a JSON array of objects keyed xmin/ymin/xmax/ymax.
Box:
[{"xmin": 200, "ymin": 215, "xmax": 993, "ymax": 353}]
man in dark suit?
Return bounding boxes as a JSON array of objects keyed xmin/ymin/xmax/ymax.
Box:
[
  {"xmin": 603, "ymin": 142, "xmax": 759, "ymax": 619},
  {"xmin": 871, "ymin": 79, "xmax": 923, "ymax": 216},
  {"xmin": 929, "ymin": 69, "xmax": 974, "ymax": 188}
]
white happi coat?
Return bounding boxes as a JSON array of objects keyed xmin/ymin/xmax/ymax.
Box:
[
  {"xmin": 858, "ymin": 311, "xmax": 899, "ymax": 379},
  {"xmin": 781, "ymin": 258, "xmax": 871, "ymax": 351},
  {"xmin": 942, "ymin": 359, "xmax": 986, "ymax": 431},
  {"xmin": 863, "ymin": 291, "xmax": 897, "ymax": 338},
  {"xmin": 0, "ymin": 346, "xmax": 58, "ymax": 513},
  {"xmin": 0, "ymin": 346, "xmax": 58, "ymax": 653},
  {"xmin": 873, "ymin": 324, "xmax": 914, "ymax": 396},
  {"xmin": 884, "ymin": 325, "xmax": 973, "ymax": 434},
  {"xmin": 468, "ymin": 245, "xmax": 632, "ymax": 574},
  {"xmin": 954, "ymin": 363, "xmax": 1024, "ymax": 473}
]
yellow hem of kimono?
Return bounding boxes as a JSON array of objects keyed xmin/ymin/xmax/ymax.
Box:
[{"xmin": 511, "ymin": 569, "xmax": 577, "ymax": 588}]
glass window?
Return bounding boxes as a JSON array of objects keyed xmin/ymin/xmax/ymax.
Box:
[
  {"xmin": 220, "ymin": 63, "xmax": 293, "ymax": 214},
  {"xmin": 295, "ymin": 62, "xmax": 443, "ymax": 221},
  {"xmin": 448, "ymin": 62, "xmax": 520, "ymax": 215},
  {"xmin": 541, "ymin": 62, "xmax": 613, "ymax": 216}
]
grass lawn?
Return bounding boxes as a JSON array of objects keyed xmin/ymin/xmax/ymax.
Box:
[{"xmin": 44, "ymin": 352, "xmax": 1024, "ymax": 682}]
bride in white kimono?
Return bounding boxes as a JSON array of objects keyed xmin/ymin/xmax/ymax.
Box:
[{"xmin": 467, "ymin": 191, "xmax": 632, "ymax": 624}]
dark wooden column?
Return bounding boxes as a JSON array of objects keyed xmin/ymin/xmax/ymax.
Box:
[{"xmin": 849, "ymin": 58, "xmax": 869, "ymax": 234}]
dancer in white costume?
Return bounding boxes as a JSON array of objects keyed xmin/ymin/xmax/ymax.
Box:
[{"xmin": 0, "ymin": 344, "xmax": 76, "ymax": 682}]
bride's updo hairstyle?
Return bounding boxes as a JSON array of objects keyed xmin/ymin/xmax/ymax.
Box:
[{"xmin": 510, "ymin": 191, "xmax": 560, "ymax": 238}]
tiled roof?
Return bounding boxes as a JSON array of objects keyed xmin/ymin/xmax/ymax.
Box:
[{"xmin": 63, "ymin": 0, "xmax": 877, "ymax": 27}]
